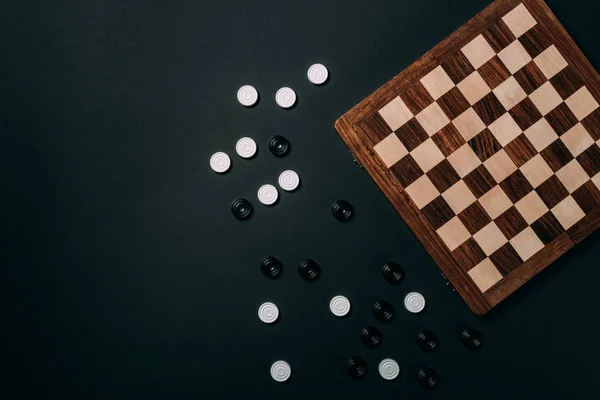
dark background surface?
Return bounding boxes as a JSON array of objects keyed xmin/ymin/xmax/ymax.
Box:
[{"xmin": 5, "ymin": 0, "xmax": 600, "ymax": 398}]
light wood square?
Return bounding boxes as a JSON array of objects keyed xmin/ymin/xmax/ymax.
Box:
[
  {"xmin": 565, "ymin": 87, "xmax": 600, "ymax": 120},
  {"xmin": 461, "ymin": 34, "xmax": 496, "ymax": 69},
  {"xmin": 498, "ymin": 40, "xmax": 532, "ymax": 74},
  {"xmin": 530, "ymin": 82, "xmax": 563, "ymax": 116},
  {"xmin": 561, "ymin": 123, "xmax": 594, "ymax": 157},
  {"xmin": 480, "ymin": 186, "xmax": 513, "ymax": 219},
  {"xmin": 405, "ymin": 175, "xmax": 440, "ymax": 209},
  {"xmin": 416, "ymin": 102, "xmax": 451, "ymax": 136},
  {"xmin": 484, "ymin": 149, "xmax": 518, "ymax": 183},
  {"xmin": 453, "ymin": 108, "xmax": 486, "ymax": 141},
  {"xmin": 593, "ymin": 172, "xmax": 600, "ymax": 191},
  {"xmin": 457, "ymin": 71, "xmax": 491, "ymax": 105},
  {"xmin": 421, "ymin": 66, "xmax": 455, "ymax": 100},
  {"xmin": 468, "ymin": 258, "xmax": 503, "ymax": 292},
  {"xmin": 488, "ymin": 113, "xmax": 522, "ymax": 146},
  {"xmin": 520, "ymin": 154, "xmax": 553, "ymax": 188},
  {"xmin": 447, "ymin": 144, "xmax": 482, "ymax": 178},
  {"xmin": 411, "ymin": 138, "xmax": 445, "ymax": 173},
  {"xmin": 502, "ymin": 3, "xmax": 537, "ymax": 38},
  {"xmin": 374, "ymin": 133, "xmax": 408, "ymax": 168},
  {"xmin": 510, "ymin": 227, "xmax": 544, "ymax": 261},
  {"xmin": 473, "ymin": 222, "xmax": 508, "ymax": 256},
  {"xmin": 378, "ymin": 96, "xmax": 414, "ymax": 131},
  {"xmin": 442, "ymin": 180, "xmax": 477, "ymax": 214},
  {"xmin": 533, "ymin": 45, "xmax": 568, "ymax": 79},
  {"xmin": 556, "ymin": 159, "xmax": 589, "ymax": 193},
  {"xmin": 493, "ymin": 76, "xmax": 527, "ymax": 110},
  {"xmin": 515, "ymin": 191, "xmax": 549, "ymax": 224},
  {"xmin": 551, "ymin": 195, "xmax": 585, "ymax": 229},
  {"xmin": 437, "ymin": 216, "xmax": 471, "ymax": 251},
  {"xmin": 524, "ymin": 118, "xmax": 558, "ymax": 152}
]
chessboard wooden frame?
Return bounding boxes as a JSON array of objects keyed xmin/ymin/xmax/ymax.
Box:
[{"xmin": 335, "ymin": 0, "xmax": 600, "ymax": 315}]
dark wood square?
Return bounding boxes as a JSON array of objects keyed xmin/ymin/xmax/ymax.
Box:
[
  {"xmin": 544, "ymin": 103, "xmax": 579, "ymax": 135},
  {"xmin": 581, "ymin": 109, "xmax": 600, "ymax": 141},
  {"xmin": 490, "ymin": 243, "xmax": 524, "ymax": 276},
  {"xmin": 550, "ymin": 65, "xmax": 584, "ymax": 99},
  {"xmin": 437, "ymin": 87, "xmax": 471, "ymax": 120},
  {"xmin": 495, "ymin": 207, "xmax": 529, "ymax": 240},
  {"xmin": 402, "ymin": 83, "xmax": 435, "ymax": 115},
  {"xmin": 441, "ymin": 51, "xmax": 476, "ymax": 84},
  {"xmin": 576, "ymin": 144, "xmax": 600, "ymax": 177},
  {"xmin": 427, "ymin": 160, "xmax": 461, "ymax": 193},
  {"xmin": 458, "ymin": 202, "xmax": 493, "ymax": 235},
  {"xmin": 360, "ymin": 112, "xmax": 392, "ymax": 142},
  {"xmin": 463, "ymin": 164, "xmax": 497, "ymax": 198},
  {"xmin": 535, "ymin": 175, "xmax": 570, "ymax": 209},
  {"xmin": 499, "ymin": 170, "xmax": 534, "ymax": 202},
  {"xmin": 389, "ymin": 154, "xmax": 424, "ymax": 187},
  {"xmin": 513, "ymin": 61, "xmax": 547, "ymax": 94},
  {"xmin": 451, "ymin": 238, "xmax": 487, "ymax": 273},
  {"xmin": 478, "ymin": 56, "xmax": 512, "ymax": 89},
  {"xmin": 422, "ymin": 196, "xmax": 456, "ymax": 230},
  {"xmin": 540, "ymin": 140, "xmax": 575, "ymax": 172},
  {"xmin": 518, "ymin": 24, "xmax": 552, "ymax": 58},
  {"xmin": 469, "ymin": 129, "xmax": 503, "ymax": 162},
  {"xmin": 483, "ymin": 20, "xmax": 517, "ymax": 52},
  {"xmin": 504, "ymin": 134, "xmax": 538, "ymax": 167},
  {"xmin": 572, "ymin": 181, "xmax": 600, "ymax": 214},
  {"xmin": 509, "ymin": 97, "xmax": 543, "ymax": 130},
  {"xmin": 395, "ymin": 119, "xmax": 429, "ymax": 151},
  {"xmin": 432, "ymin": 124, "xmax": 466, "ymax": 157},
  {"xmin": 531, "ymin": 212, "xmax": 565, "ymax": 244},
  {"xmin": 473, "ymin": 93, "xmax": 507, "ymax": 125}
]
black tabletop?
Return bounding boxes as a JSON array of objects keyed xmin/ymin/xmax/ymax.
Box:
[{"xmin": 6, "ymin": 1, "xmax": 600, "ymax": 399}]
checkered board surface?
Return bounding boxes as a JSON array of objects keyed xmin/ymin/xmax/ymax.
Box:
[{"xmin": 335, "ymin": 0, "xmax": 600, "ymax": 314}]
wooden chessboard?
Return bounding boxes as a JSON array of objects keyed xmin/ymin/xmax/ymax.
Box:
[{"xmin": 335, "ymin": 0, "xmax": 600, "ymax": 315}]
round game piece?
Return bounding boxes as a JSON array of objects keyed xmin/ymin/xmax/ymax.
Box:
[
  {"xmin": 461, "ymin": 328, "xmax": 483, "ymax": 351},
  {"xmin": 416, "ymin": 367, "xmax": 439, "ymax": 389},
  {"xmin": 417, "ymin": 330, "xmax": 439, "ymax": 353},
  {"xmin": 331, "ymin": 200, "xmax": 354, "ymax": 222},
  {"xmin": 237, "ymin": 85, "xmax": 258, "ymax": 107},
  {"xmin": 360, "ymin": 325, "xmax": 383, "ymax": 349},
  {"xmin": 297, "ymin": 259, "xmax": 321, "ymax": 281},
  {"xmin": 258, "ymin": 302, "xmax": 279, "ymax": 324},
  {"xmin": 270, "ymin": 360, "xmax": 291, "ymax": 382},
  {"xmin": 346, "ymin": 356, "xmax": 368, "ymax": 379},
  {"xmin": 275, "ymin": 87, "xmax": 296, "ymax": 108},
  {"xmin": 378, "ymin": 358, "xmax": 400, "ymax": 381},
  {"xmin": 209, "ymin": 152, "xmax": 231, "ymax": 173},
  {"xmin": 381, "ymin": 262, "xmax": 404, "ymax": 284},
  {"xmin": 307, "ymin": 63, "xmax": 329, "ymax": 85},
  {"xmin": 329, "ymin": 295, "xmax": 351, "ymax": 317},
  {"xmin": 372, "ymin": 301, "xmax": 395, "ymax": 323},
  {"xmin": 235, "ymin": 137, "xmax": 257, "ymax": 158},
  {"xmin": 257, "ymin": 184, "xmax": 279, "ymax": 205},
  {"xmin": 261, "ymin": 256, "xmax": 283, "ymax": 279},
  {"xmin": 268, "ymin": 135, "xmax": 290, "ymax": 157},
  {"xmin": 404, "ymin": 292, "xmax": 426, "ymax": 314},
  {"xmin": 231, "ymin": 198, "xmax": 253, "ymax": 220},
  {"xmin": 278, "ymin": 170, "xmax": 300, "ymax": 192}
]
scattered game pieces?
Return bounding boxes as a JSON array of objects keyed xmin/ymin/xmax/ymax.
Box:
[
  {"xmin": 461, "ymin": 328, "xmax": 483, "ymax": 351},
  {"xmin": 381, "ymin": 262, "xmax": 404, "ymax": 284},
  {"xmin": 378, "ymin": 358, "xmax": 400, "ymax": 381},
  {"xmin": 307, "ymin": 63, "xmax": 329, "ymax": 85},
  {"xmin": 268, "ymin": 135, "xmax": 291, "ymax": 157},
  {"xmin": 237, "ymin": 85, "xmax": 258, "ymax": 107},
  {"xmin": 297, "ymin": 259, "xmax": 321, "ymax": 281},
  {"xmin": 372, "ymin": 301, "xmax": 396, "ymax": 323},
  {"xmin": 417, "ymin": 330, "xmax": 439, "ymax": 353},
  {"xmin": 209, "ymin": 152, "xmax": 231, "ymax": 173},
  {"xmin": 278, "ymin": 170, "xmax": 300, "ymax": 191},
  {"xmin": 404, "ymin": 292, "xmax": 426, "ymax": 314},
  {"xmin": 235, "ymin": 137, "xmax": 257, "ymax": 158},
  {"xmin": 258, "ymin": 302, "xmax": 279, "ymax": 324},
  {"xmin": 231, "ymin": 198, "xmax": 253, "ymax": 220},
  {"xmin": 261, "ymin": 256, "xmax": 283, "ymax": 279},
  {"xmin": 257, "ymin": 184, "xmax": 279, "ymax": 205},
  {"xmin": 360, "ymin": 325, "xmax": 383, "ymax": 349},
  {"xmin": 417, "ymin": 367, "xmax": 439, "ymax": 389},
  {"xmin": 331, "ymin": 200, "xmax": 354, "ymax": 222},
  {"xmin": 275, "ymin": 87, "xmax": 297, "ymax": 108},
  {"xmin": 329, "ymin": 295, "xmax": 351, "ymax": 317},
  {"xmin": 346, "ymin": 356, "xmax": 368, "ymax": 379},
  {"xmin": 270, "ymin": 360, "xmax": 291, "ymax": 382}
]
